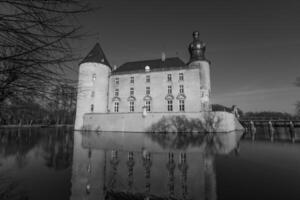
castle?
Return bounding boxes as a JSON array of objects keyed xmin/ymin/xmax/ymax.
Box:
[{"xmin": 74, "ymin": 31, "xmax": 243, "ymax": 132}]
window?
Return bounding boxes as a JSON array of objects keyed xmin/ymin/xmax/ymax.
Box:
[
  {"xmin": 168, "ymin": 85, "xmax": 172, "ymax": 94},
  {"xmin": 179, "ymin": 73, "xmax": 184, "ymax": 81},
  {"xmin": 114, "ymin": 102, "xmax": 119, "ymax": 112},
  {"xmin": 145, "ymin": 65, "xmax": 151, "ymax": 72},
  {"xmin": 114, "ymin": 88, "xmax": 119, "ymax": 97},
  {"xmin": 129, "ymin": 101, "xmax": 134, "ymax": 112},
  {"xmin": 90, "ymin": 104, "xmax": 94, "ymax": 112},
  {"xmin": 167, "ymin": 74, "xmax": 172, "ymax": 82},
  {"xmin": 146, "ymin": 86, "xmax": 150, "ymax": 95},
  {"xmin": 179, "ymin": 85, "xmax": 184, "ymax": 94},
  {"xmin": 92, "ymin": 73, "xmax": 96, "ymax": 81},
  {"xmin": 146, "ymin": 75, "xmax": 150, "ymax": 83},
  {"xmin": 130, "ymin": 76, "xmax": 134, "ymax": 84},
  {"xmin": 167, "ymin": 100, "xmax": 173, "ymax": 111},
  {"xmin": 146, "ymin": 101, "xmax": 151, "ymax": 112},
  {"xmin": 115, "ymin": 77, "xmax": 119, "ymax": 85},
  {"xmin": 179, "ymin": 100, "xmax": 185, "ymax": 111},
  {"xmin": 130, "ymin": 87, "xmax": 134, "ymax": 96},
  {"xmin": 91, "ymin": 91, "xmax": 95, "ymax": 97}
]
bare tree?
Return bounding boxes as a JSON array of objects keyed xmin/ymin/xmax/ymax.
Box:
[{"xmin": 0, "ymin": 0, "xmax": 91, "ymax": 106}]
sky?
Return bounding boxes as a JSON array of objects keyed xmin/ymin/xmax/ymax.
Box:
[{"xmin": 74, "ymin": 0, "xmax": 300, "ymax": 114}]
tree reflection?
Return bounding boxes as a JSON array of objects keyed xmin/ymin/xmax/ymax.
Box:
[
  {"xmin": 0, "ymin": 127, "xmax": 73, "ymax": 170},
  {"xmin": 146, "ymin": 114, "xmax": 221, "ymax": 133}
]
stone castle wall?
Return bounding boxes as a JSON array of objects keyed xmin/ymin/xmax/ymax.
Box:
[{"xmin": 81, "ymin": 111, "xmax": 243, "ymax": 132}]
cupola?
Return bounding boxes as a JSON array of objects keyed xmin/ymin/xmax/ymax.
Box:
[{"xmin": 188, "ymin": 31, "xmax": 206, "ymax": 63}]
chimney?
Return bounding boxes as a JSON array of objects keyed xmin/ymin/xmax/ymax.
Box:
[{"xmin": 161, "ymin": 52, "xmax": 166, "ymax": 62}]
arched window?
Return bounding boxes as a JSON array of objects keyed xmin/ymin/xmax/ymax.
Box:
[
  {"xmin": 129, "ymin": 101, "xmax": 134, "ymax": 112},
  {"xmin": 145, "ymin": 101, "xmax": 151, "ymax": 112},
  {"xmin": 114, "ymin": 102, "xmax": 119, "ymax": 112},
  {"xmin": 179, "ymin": 100, "xmax": 185, "ymax": 112},
  {"xmin": 167, "ymin": 100, "xmax": 173, "ymax": 111}
]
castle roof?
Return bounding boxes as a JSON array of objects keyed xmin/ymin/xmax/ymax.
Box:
[
  {"xmin": 113, "ymin": 57, "xmax": 185, "ymax": 74},
  {"xmin": 80, "ymin": 43, "xmax": 111, "ymax": 68}
]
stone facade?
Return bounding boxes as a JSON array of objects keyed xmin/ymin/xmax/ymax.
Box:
[{"xmin": 108, "ymin": 63, "xmax": 210, "ymax": 114}]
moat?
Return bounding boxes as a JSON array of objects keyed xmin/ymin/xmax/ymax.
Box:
[{"xmin": 0, "ymin": 127, "xmax": 300, "ymax": 200}]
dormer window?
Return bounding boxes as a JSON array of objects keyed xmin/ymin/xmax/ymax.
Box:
[
  {"xmin": 145, "ymin": 65, "xmax": 150, "ymax": 72},
  {"xmin": 167, "ymin": 74, "xmax": 172, "ymax": 82}
]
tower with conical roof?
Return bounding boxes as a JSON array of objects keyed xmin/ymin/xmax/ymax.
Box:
[
  {"xmin": 74, "ymin": 43, "xmax": 111, "ymax": 130},
  {"xmin": 188, "ymin": 31, "xmax": 211, "ymax": 111}
]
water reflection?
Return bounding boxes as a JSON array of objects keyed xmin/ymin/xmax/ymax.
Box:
[
  {"xmin": 71, "ymin": 131, "xmax": 243, "ymax": 200},
  {"xmin": 1, "ymin": 127, "xmax": 299, "ymax": 200},
  {"xmin": 0, "ymin": 128, "xmax": 73, "ymax": 200}
]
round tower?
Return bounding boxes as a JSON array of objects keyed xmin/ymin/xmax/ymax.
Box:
[
  {"xmin": 74, "ymin": 43, "xmax": 111, "ymax": 130},
  {"xmin": 188, "ymin": 31, "xmax": 211, "ymax": 110}
]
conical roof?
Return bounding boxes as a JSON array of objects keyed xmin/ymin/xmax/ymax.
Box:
[{"xmin": 80, "ymin": 43, "xmax": 111, "ymax": 68}]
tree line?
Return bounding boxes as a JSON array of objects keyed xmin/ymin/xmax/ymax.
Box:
[{"xmin": 0, "ymin": 84, "xmax": 76, "ymax": 125}]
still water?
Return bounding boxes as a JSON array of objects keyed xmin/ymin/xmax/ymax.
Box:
[{"xmin": 0, "ymin": 127, "xmax": 300, "ymax": 200}]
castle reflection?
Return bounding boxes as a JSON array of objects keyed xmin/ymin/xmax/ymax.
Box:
[{"xmin": 70, "ymin": 131, "xmax": 242, "ymax": 200}]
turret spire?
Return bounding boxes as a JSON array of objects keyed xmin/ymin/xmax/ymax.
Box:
[{"xmin": 80, "ymin": 43, "xmax": 111, "ymax": 69}]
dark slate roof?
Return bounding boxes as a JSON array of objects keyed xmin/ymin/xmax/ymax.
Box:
[
  {"xmin": 80, "ymin": 43, "xmax": 111, "ymax": 68},
  {"xmin": 113, "ymin": 57, "xmax": 185, "ymax": 73}
]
